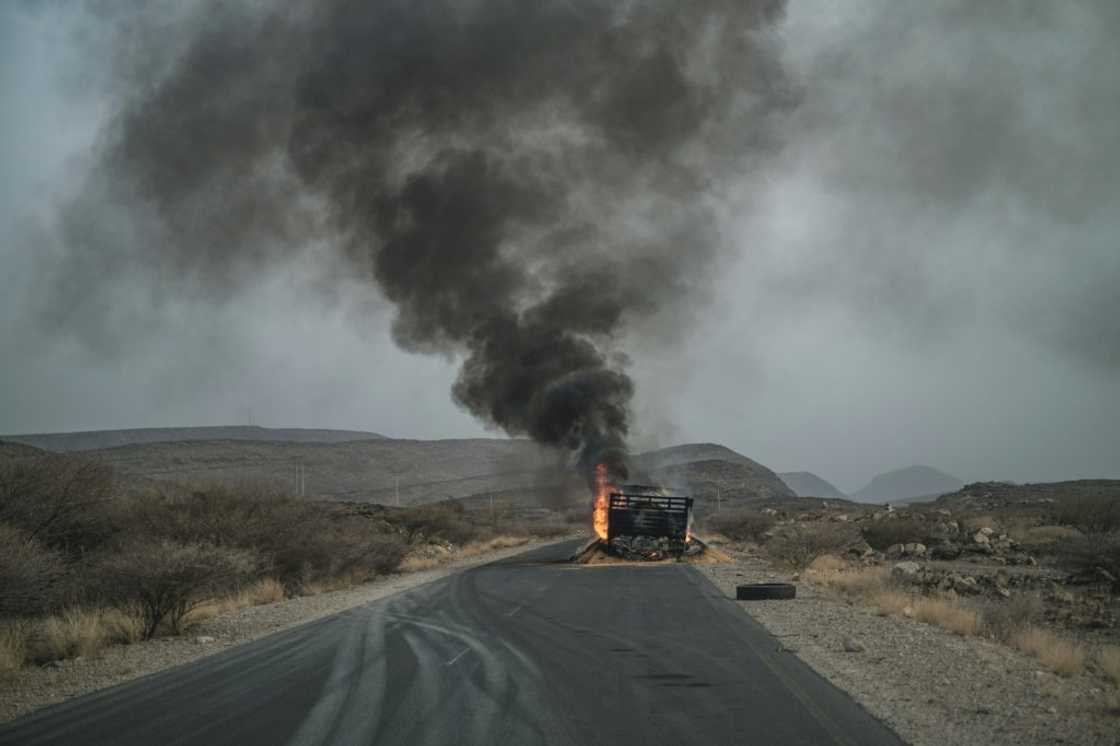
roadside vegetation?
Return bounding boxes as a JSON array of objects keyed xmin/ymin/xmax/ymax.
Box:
[
  {"xmin": 702, "ymin": 497, "xmax": 1120, "ymax": 709},
  {"xmin": 0, "ymin": 453, "xmax": 579, "ymax": 673}
]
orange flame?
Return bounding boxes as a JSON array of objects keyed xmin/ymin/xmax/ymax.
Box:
[{"xmin": 592, "ymin": 463, "xmax": 611, "ymax": 541}]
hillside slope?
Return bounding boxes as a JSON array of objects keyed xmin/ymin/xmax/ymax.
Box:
[
  {"xmin": 44, "ymin": 434, "xmax": 793, "ymax": 508},
  {"xmin": 854, "ymin": 465, "xmax": 963, "ymax": 503},
  {"xmin": 3, "ymin": 426, "xmax": 386, "ymax": 452},
  {"xmin": 779, "ymin": 471, "xmax": 847, "ymax": 499}
]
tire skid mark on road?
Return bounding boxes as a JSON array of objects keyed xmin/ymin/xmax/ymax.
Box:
[{"xmin": 286, "ymin": 607, "xmax": 390, "ymax": 746}]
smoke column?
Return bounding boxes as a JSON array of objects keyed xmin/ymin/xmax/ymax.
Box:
[{"xmin": 57, "ymin": 0, "xmax": 794, "ymax": 475}]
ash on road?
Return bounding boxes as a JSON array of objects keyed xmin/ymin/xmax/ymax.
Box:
[{"xmin": 0, "ymin": 540, "xmax": 902, "ymax": 746}]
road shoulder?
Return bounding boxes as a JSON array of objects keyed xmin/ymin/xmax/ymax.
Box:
[
  {"xmin": 695, "ymin": 549, "xmax": 1117, "ymax": 746},
  {"xmin": 0, "ymin": 537, "xmax": 569, "ymax": 724}
]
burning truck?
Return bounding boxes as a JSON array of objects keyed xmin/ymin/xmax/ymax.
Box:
[{"xmin": 581, "ymin": 464, "xmax": 701, "ymax": 562}]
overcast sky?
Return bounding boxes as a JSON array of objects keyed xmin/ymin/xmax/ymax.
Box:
[{"xmin": 2, "ymin": 1, "xmax": 1117, "ymax": 493}]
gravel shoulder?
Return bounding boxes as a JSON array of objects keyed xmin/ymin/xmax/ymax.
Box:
[
  {"xmin": 696, "ymin": 547, "xmax": 1119, "ymax": 746},
  {"xmin": 0, "ymin": 537, "xmax": 567, "ymax": 724}
]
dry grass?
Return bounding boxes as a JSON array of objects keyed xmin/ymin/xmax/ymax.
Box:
[
  {"xmin": 961, "ymin": 514, "xmax": 998, "ymax": 533},
  {"xmin": 1012, "ymin": 627, "xmax": 1086, "ymax": 677},
  {"xmin": 36, "ymin": 606, "xmax": 145, "ymax": 662},
  {"xmin": 869, "ymin": 589, "xmax": 914, "ymax": 617},
  {"xmin": 400, "ymin": 535, "xmax": 532, "ymax": 572},
  {"xmin": 0, "ymin": 623, "xmax": 27, "ymax": 673},
  {"xmin": 184, "ymin": 578, "xmax": 287, "ymax": 626},
  {"xmin": 809, "ymin": 562, "xmax": 979, "ymax": 634},
  {"xmin": 912, "ymin": 597, "xmax": 981, "ymax": 636},
  {"xmin": 1017, "ymin": 525, "xmax": 1081, "ymax": 546}
]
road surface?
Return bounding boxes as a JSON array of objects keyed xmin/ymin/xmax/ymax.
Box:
[{"xmin": 0, "ymin": 540, "xmax": 903, "ymax": 745}]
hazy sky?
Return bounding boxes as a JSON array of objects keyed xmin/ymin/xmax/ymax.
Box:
[{"xmin": 2, "ymin": 1, "xmax": 1117, "ymax": 493}]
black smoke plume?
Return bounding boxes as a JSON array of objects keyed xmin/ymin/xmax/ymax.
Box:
[{"xmin": 55, "ymin": 0, "xmax": 794, "ymax": 476}]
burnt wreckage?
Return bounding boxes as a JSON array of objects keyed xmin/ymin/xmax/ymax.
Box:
[{"xmin": 606, "ymin": 485, "xmax": 697, "ymax": 560}]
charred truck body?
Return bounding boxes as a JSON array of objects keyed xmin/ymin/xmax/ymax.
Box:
[{"xmin": 606, "ymin": 485, "xmax": 694, "ymax": 560}]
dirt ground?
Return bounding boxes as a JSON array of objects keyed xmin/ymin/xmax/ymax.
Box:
[{"xmin": 696, "ymin": 546, "xmax": 1119, "ymax": 746}]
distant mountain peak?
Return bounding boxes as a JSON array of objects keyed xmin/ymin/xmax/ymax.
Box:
[
  {"xmin": 854, "ymin": 465, "xmax": 963, "ymax": 503},
  {"xmin": 779, "ymin": 471, "xmax": 847, "ymax": 499}
]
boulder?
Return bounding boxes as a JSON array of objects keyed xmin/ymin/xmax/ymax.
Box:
[
  {"xmin": 973, "ymin": 531, "xmax": 990, "ymax": 545},
  {"xmin": 903, "ymin": 542, "xmax": 927, "ymax": 557},
  {"xmin": 886, "ymin": 544, "xmax": 905, "ymax": 558},
  {"xmin": 931, "ymin": 542, "xmax": 962, "ymax": 560},
  {"xmin": 842, "ymin": 637, "xmax": 865, "ymax": 653},
  {"xmin": 892, "ymin": 561, "xmax": 922, "ymax": 580}
]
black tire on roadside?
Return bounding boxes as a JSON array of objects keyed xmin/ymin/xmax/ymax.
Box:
[{"xmin": 736, "ymin": 583, "xmax": 796, "ymax": 600}]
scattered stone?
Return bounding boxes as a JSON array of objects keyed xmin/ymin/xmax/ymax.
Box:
[
  {"xmin": 843, "ymin": 637, "xmax": 865, "ymax": 653},
  {"xmin": 903, "ymin": 542, "xmax": 927, "ymax": 557},
  {"xmin": 973, "ymin": 531, "xmax": 990, "ymax": 545},
  {"xmin": 886, "ymin": 544, "xmax": 905, "ymax": 558},
  {"xmin": 195, "ymin": 636, "xmax": 216, "ymax": 645}
]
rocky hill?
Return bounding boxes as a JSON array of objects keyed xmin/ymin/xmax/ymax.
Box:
[
  {"xmin": 12, "ymin": 430, "xmax": 793, "ymax": 509},
  {"xmin": 853, "ymin": 465, "xmax": 963, "ymax": 503},
  {"xmin": 779, "ymin": 471, "xmax": 847, "ymax": 499},
  {"xmin": 934, "ymin": 479, "xmax": 1120, "ymax": 510},
  {"xmin": 631, "ymin": 444, "xmax": 796, "ymax": 506},
  {"xmin": 2, "ymin": 426, "xmax": 385, "ymax": 453}
]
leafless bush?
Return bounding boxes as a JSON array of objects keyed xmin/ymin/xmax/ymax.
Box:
[
  {"xmin": 766, "ymin": 524, "xmax": 858, "ymax": 570},
  {"xmin": 95, "ymin": 538, "xmax": 259, "ymax": 638},
  {"xmin": 1057, "ymin": 533, "xmax": 1120, "ymax": 591},
  {"xmin": 126, "ymin": 485, "xmax": 405, "ymax": 588},
  {"xmin": 392, "ymin": 501, "xmax": 480, "ymax": 545},
  {"xmin": 978, "ymin": 593, "xmax": 1044, "ymax": 642},
  {"xmin": 860, "ymin": 518, "xmax": 928, "ymax": 550},
  {"xmin": 0, "ymin": 523, "xmax": 66, "ymax": 617},
  {"xmin": 1055, "ymin": 496, "xmax": 1120, "ymax": 538},
  {"xmin": 706, "ymin": 509, "xmax": 775, "ymax": 542},
  {"xmin": 0, "ymin": 455, "xmax": 115, "ymax": 553}
]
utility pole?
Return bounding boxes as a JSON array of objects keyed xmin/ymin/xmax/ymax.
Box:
[
  {"xmin": 395, "ymin": 476, "xmax": 401, "ymax": 507},
  {"xmin": 716, "ymin": 487, "xmax": 722, "ymax": 514}
]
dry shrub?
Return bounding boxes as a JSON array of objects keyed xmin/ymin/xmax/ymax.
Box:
[
  {"xmin": 1056, "ymin": 496, "xmax": 1120, "ymax": 537},
  {"xmin": 819, "ymin": 566, "xmax": 892, "ymax": 598},
  {"xmin": 706, "ymin": 510, "xmax": 775, "ymax": 542},
  {"xmin": 0, "ymin": 454, "xmax": 116, "ymax": 553},
  {"xmin": 0, "ymin": 523, "xmax": 66, "ymax": 617},
  {"xmin": 806, "ymin": 554, "xmax": 847, "ymax": 576},
  {"xmin": 912, "ymin": 598, "xmax": 981, "ymax": 636},
  {"xmin": 869, "ymin": 589, "xmax": 913, "ymax": 616},
  {"xmin": 860, "ymin": 518, "xmax": 928, "ymax": 551},
  {"xmin": 394, "ymin": 501, "xmax": 479, "ymax": 545},
  {"xmin": 979, "ymin": 593, "xmax": 1044, "ymax": 642},
  {"xmin": 131, "ymin": 486, "xmax": 407, "ymax": 588},
  {"xmin": 1099, "ymin": 646, "xmax": 1120, "ymax": 689},
  {"xmin": 96, "ymin": 538, "xmax": 259, "ymax": 638},
  {"xmin": 1012, "ymin": 627, "xmax": 1086, "ymax": 677},
  {"xmin": 766, "ymin": 523, "xmax": 857, "ymax": 570},
  {"xmin": 0, "ymin": 622, "xmax": 27, "ymax": 673}
]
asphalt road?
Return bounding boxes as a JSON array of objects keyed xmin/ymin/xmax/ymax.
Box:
[{"xmin": 0, "ymin": 540, "xmax": 903, "ymax": 746}]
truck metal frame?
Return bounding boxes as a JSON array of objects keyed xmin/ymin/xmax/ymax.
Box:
[{"xmin": 606, "ymin": 485, "xmax": 693, "ymax": 542}]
